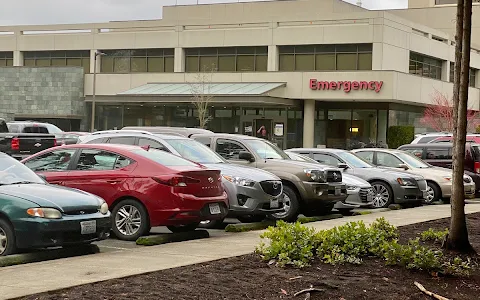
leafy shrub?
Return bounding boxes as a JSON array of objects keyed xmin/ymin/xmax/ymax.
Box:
[
  {"xmin": 256, "ymin": 218, "xmax": 471, "ymax": 276},
  {"xmin": 420, "ymin": 228, "xmax": 449, "ymax": 244},
  {"xmin": 255, "ymin": 221, "xmax": 318, "ymax": 268},
  {"xmin": 387, "ymin": 126, "xmax": 415, "ymax": 149}
]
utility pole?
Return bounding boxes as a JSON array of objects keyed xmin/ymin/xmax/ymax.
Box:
[{"xmin": 90, "ymin": 51, "xmax": 106, "ymax": 132}]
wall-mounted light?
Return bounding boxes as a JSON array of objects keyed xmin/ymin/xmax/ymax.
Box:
[{"xmin": 350, "ymin": 127, "xmax": 359, "ymax": 133}]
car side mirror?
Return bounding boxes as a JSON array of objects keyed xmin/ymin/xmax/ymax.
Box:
[
  {"xmin": 398, "ymin": 164, "xmax": 409, "ymax": 170},
  {"xmin": 337, "ymin": 163, "xmax": 348, "ymax": 170},
  {"xmin": 239, "ymin": 151, "xmax": 255, "ymax": 162}
]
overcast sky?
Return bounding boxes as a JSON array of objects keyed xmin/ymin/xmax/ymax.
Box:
[{"xmin": 0, "ymin": 0, "xmax": 408, "ymax": 26}]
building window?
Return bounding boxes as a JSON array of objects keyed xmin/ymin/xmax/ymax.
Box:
[
  {"xmin": 409, "ymin": 52, "xmax": 443, "ymax": 80},
  {"xmin": 278, "ymin": 44, "xmax": 372, "ymax": 71},
  {"xmin": 449, "ymin": 62, "xmax": 476, "ymax": 87},
  {"xmin": 185, "ymin": 47, "xmax": 268, "ymax": 72},
  {"xmin": 23, "ymin": 51, "xmax": 90, "ymax": 73},
  {"xmin": 100, "ymin": 49, "xmax": 174, "ymax": 73},
  {"xmin": 0, "ymin": 52, "xmax": 13, "ymax": 67}
]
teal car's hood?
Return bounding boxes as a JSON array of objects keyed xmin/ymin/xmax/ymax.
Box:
[{"xmin": 0, "ymin": 183, "xmax": 103, "ymax": 212}]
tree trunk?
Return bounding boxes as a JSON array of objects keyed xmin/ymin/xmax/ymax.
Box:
[{"xmin": 446, "ymin": 0, "xmax": 474, "ymax": 253}]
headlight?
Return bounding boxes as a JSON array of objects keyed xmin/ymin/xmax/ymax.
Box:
[
  {"xmin": 304, "ymin": 169, "xmax": 326, "ymax": 183},
  {"xmin": 464, "ymin": 176, "xmax": 472, "ymax": 184},
  {"xmin": 222, "ymin": 175, "xmax": 256, "ymax": 187},
  {"xmin": 397, "ymin": 178, "xmax": 416, "ymax": 186},
  {"xmin": 99, "ymin": 201, "xmax": 109, "ymax": 214},
  {"xmin": 27, "ymin": 207, "xmax": 62, "ymax": 219},
  {"xmin": 346, "ymin": 185, "xmax": 358, "ymax": 191}
]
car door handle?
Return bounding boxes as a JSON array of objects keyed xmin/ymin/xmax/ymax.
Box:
[{"xmin": 106, "ymin": 180, "xmax": 121, "ymax": 184}]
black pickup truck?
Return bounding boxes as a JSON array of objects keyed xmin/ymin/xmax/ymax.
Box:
[{"xmin": 0, "ymin": 119, "xmax": 56, "ymax": 160}]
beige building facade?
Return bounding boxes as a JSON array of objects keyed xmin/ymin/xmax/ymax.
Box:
[{"xmin": 0, "ymin": 0, "xmax": 479, "ymax": 149}]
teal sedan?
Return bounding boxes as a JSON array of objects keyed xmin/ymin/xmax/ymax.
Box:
[{"xmin": 0, "ymin": 152, "xmax": 111, "ymax": 256}]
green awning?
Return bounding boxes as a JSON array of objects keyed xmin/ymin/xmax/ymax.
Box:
[{"xmin": 118, "ymin": 82, "xmax": 286, "ymax": 96}]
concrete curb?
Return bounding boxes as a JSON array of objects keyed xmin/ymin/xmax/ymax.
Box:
[
  {"xmin": 136, "ymin": 230, "xmax": 210, "ymax": 246},
  {"xmin": 0, "ymin": 244, "xmax": 100, "ymax": 268},
  {"xmin": 225, "ymin": 221, "xmax": 276, "ymax": 232},
  {"xmin": 297, "ymin": 214, "xmax": 343, "ymax": 224}
]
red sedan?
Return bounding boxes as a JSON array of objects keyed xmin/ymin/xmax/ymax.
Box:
[{"xmin": 20, "ymin": 144, "xmax": 228, "ymax": 241}]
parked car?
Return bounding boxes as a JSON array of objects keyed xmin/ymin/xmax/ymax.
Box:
[
  {"xmin": 79, "ymin": 130, "xmax": 285, "ymax": 225},
  {"xmin": 352, "ymin": 148, "xmax": 476, "ymax": 203},
  {"xmin": 285, "ymin": 151, "xmax": 374, "ymax": 211},
  {"xmin": 410, "ymin": 132, "xmax": 452, "ymax": 144},
  {"xmin": 429, "ymin": 135, "xmax": 480, "ymax": 144},
  {"xmin": 121, "ymin": 126, "xmax": 214, "ymax": 138},
  {"xmin": 57, "ymin": 132, "xmax": 91, "ymax": 145},
  {"xmin": 397, "ymin": 142, "xmax": 480, "ymax": 195},
  {"xmin": 0, "ymin": 152, "xmax": 111, "ymax": 256},
  {"xmin": 0, "ymin": 118, "xmax": 56, "ymax": 160},
  {"xmin": 20, "ymin": 144, "xmax": 229, "ymax": 240},
  {"xmin": 191, "ymin": 133, "xmax": 348, "ymax": 221},
  {"xmin": 285, "ymin": 148, "xmax": 428, "ymax": 208}
]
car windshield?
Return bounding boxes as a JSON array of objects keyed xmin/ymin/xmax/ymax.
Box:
[
  {"xmin": 287, "ymin": 152, "xmax": 318, "ymax": 164},
  {"xmin": 164, "ymin": 139, "xmax": 225, "ymax": 164},
  {"xmin": 337, "ymin": 151, "xmax": 373, "ymax": 168},
  {"xmin": 245, "ymin": 139, "xmax": 289, "ymax": 160},
  {"xmin": 44, "ymin": 124, "xmax": 63, "ymax": 134},
  {"xmin": 0, "ymin": 155, "xmax": 45, "ymax": 185},
  {"xmin": 131, "ymin": 149, "xmax": 199, "ymax": 167},
  {"xmin": 396, "ymin": 152, "xmax": 430, "ymax": 168}
]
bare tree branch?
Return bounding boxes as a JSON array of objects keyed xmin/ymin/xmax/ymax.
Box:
[{"xmin": 188, "ymin": 64, "xmax": 217, "ymax": 129}]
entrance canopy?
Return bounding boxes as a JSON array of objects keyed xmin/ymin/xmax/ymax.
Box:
[{"xmin": 118, "ymin": 82, "xmax": 286, "ymax": 96}]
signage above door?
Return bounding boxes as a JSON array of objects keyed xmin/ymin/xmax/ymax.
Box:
[{"xmin": 309, "ymin": 79, "xmax": 383, "ymax": 93}]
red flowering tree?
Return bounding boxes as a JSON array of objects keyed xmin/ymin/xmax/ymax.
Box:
[{"xmin": 420, "ymin": 89, "xmax": 480, "ymax": 132}]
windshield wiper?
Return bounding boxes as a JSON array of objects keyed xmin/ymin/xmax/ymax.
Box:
[{"xmin": 8, "ymin": 181, "xmax": 38, "ymax": 185}]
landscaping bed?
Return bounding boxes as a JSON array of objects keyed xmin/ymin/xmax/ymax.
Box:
[{"xmin": 18, "ymin": 213, "xmax": 480, "ymax": 300}]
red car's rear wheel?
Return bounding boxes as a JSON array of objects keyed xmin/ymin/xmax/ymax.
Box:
[{"xmin": 111, "ymin": 199, "xmax": 150, "ymax": 241}]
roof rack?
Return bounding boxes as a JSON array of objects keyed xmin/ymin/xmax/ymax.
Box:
[{"xmin": 92, "ymin": 129, "xmax": 154, "ymax": 136}]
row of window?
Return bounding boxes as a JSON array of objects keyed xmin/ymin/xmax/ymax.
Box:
[
  {"xmin": 0, "ymin": 52, "xmax": 13, "ymax": 67},
  {"xmin": 449, "ymin": 62, "xmax": 477, "ymax": 87},
  {"xmin": 409, "ymin": 52, "xmax": 443, "ymax": 80},
  {"xmin": 100, "ymin": 49, "xmax": 174, "ymax": 73},
  {"xmin": 23, "ymin": 50, "xmax": 91, "ymax": 73},
  {"xmin": 185, "ymin": 47, "xmax": 268, "ymax": 72},
  {"xmin": 278, "ymin": 44, "xmax": 373, "ymax": 71}
]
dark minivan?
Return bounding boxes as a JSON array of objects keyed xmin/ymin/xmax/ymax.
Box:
[{"xmin": 397, "ymin": 143, "xmax": 480, "ymax": 195}]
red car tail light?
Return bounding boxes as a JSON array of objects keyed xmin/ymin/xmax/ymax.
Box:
[
  {"xmin": 475, "ymin": 162, "xmax": 480, "ymax": 173},
  {"xmin": 11, "ymin": 138, "xmax": 19, "ymax": 150},
  {"xmin": 53, "ymin": 139, "xmax": 57, "ymax": 147},
  {"xmin": 152, "ymin": 176, "xmax": 200, "ymax": 187}
]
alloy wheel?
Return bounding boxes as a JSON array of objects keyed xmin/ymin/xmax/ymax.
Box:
[
  {"xmin": 425, "ymin": 186, "xmax": 435, "ymax": 204},
  {"xmin": 272, "ymin": 193, "xmax": 291, "ymax": 219},
  {"xmin": 115, "ymin": 205, "xmax": 142, "ymax": 236},
  {"xmin": 0, "ymin": 227, "xmax": 7, "ymax": 255},
  {"xmin": 372, "ymin": 184, "xmax": 390, "ymax": 208}
]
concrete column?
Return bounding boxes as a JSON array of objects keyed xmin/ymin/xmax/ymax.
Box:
[
  {"xmin": 174, "ymin": 47, "xmax": 185, "ymax": 72},
  {"xmin": 371, "ymin": 43, "xmax": 383, "ymax": 70},
  {"xmin": 442, "ymin": 60, "xmax": 450, "ymax": 82},
  {"xmin": 13, "ymin": 51, "xmax": 23, "ymax": 66},
  {"xmin": 268, "ymin": 45, "xmax": 278, "ymax": 71},
  {"xmin": 378, "ymin": 110, "xmax": 388, "ymax": 144},
  {"xmin": 90, "ymin": 50, "xmax": 102, "ymax": 74},
  {"xmin": 303, "ymin": 99, "xmax": 315, "ymax": 148}
]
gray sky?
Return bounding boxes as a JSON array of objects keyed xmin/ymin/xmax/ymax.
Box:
[{"xmin": 0, "ymin": 0, "xmax": 408, "ymax": 26}]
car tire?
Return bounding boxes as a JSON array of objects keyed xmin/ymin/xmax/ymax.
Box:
[
  {"xmin": 270, "ymin": 186, "xmax": 300, "ymax": 222},
  {"xmin": 425, "ymin": 182, "xmax": 441, "ymax": 204},
  {"xmin": 237, "ymin": 215, "xmax": 266, "ymax": 223},
  {"xmin": 199, "ymin": 219, "xmax": 224, "ymax": 229},
  {"xmin": 370, "ymin": 181, "xmax": 393, "ymax": 208},
  {"xmin": 0, "ymin": 218, "xmax": 16, "ymax": 256},
  {"xmin": 111, "ymin": 199, "xmax": 150, "ymax": 241},
  {"xmin": 167, "ymin": 222, "xmax": 200, "ymax": 233}
]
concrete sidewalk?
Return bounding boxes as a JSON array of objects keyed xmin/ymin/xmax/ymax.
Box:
[{"xmin": 2, "ymin": 204, "xmax": 480, "ymax": 300}]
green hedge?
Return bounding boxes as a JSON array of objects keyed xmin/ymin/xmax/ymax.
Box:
[{"xmin": 387, "ymin": 126, "xmax": 415, "ymax": 149}]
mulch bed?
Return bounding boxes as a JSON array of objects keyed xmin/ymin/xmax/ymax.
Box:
[{"xmin": 18, "ymin": 213, "xmax": 480, "ymax": 300}]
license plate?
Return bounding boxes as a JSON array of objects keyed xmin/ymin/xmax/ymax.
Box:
[
  {"xmin": 270, "ymin": 199, "xmax": 279, "ymax": 209},
  {"xmin": 80, "ymin": 220, "xmax": 96, "ymax": 235},
  {"xmin": 335, "ymin": 187, "xmax": 341, "ymax": 196},
  {"xmin": 209, "ymin": 203, "xmax": 221, "ymax": 215}
]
